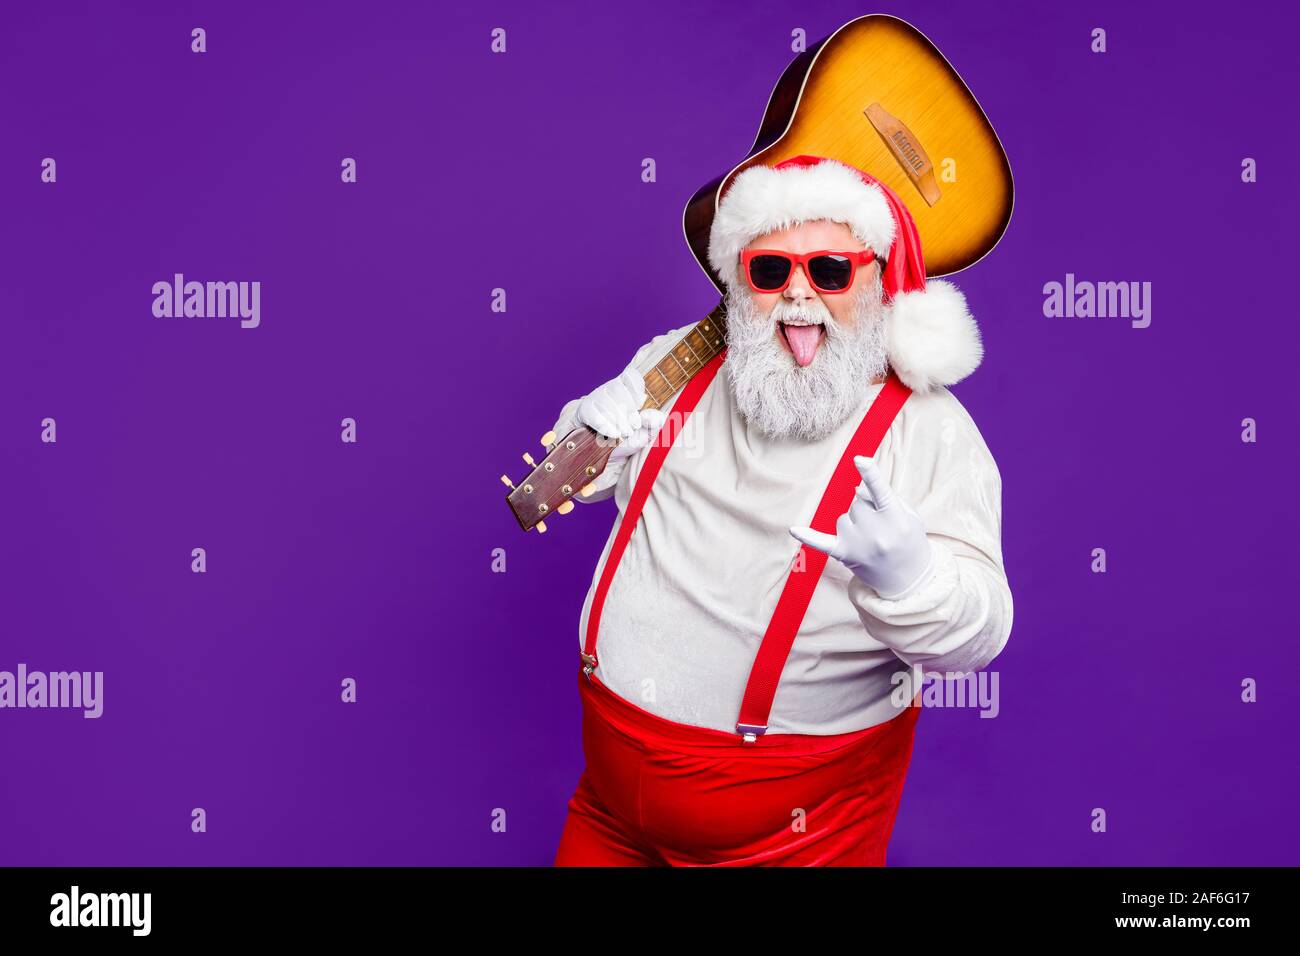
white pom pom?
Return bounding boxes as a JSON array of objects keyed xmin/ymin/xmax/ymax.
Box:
[{"xmin": 885, "ymin": 279, "xmax": 984, "ymax": 394}]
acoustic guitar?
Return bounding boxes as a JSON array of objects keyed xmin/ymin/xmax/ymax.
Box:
[{"xmin": 503, "ymin": 13, "xmax": 1012, "ymax": 533}]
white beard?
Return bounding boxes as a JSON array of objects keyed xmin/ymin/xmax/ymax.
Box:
[{"xmin": 722, "ymin": 275, "xmax": 890, "ymax": 442}]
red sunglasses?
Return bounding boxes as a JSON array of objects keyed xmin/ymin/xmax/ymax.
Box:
[{"xmin": 740, "ymin": 248, "xmax": 881, "ymax": 295}]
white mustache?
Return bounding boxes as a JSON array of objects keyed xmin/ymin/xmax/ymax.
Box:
[{"xmin": 770, "ymin": 300, "xmax": 830, "ymax": 327}]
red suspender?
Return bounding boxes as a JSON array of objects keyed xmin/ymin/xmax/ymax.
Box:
[
  {"xmin": 581, "ymin": 351, "xmax": 728, "ymax": 675},
  {"xmin": 581, "ymin": 353, "xmax": 912, "ymax": 742},
  {"xmin": 735, "ymin": 371, "xmax": 911, "ymax": 739}
]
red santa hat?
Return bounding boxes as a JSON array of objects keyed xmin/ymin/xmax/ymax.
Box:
[{"xmin": 706, "ymin": 154, "xmax": 983, "ymax": 395}]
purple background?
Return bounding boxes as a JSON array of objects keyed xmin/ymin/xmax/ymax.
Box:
[{"xmin": 2, "ymin": 0, "xmax": 1296, "ymax": 866}]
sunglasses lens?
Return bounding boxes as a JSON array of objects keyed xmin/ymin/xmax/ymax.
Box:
[
  {"xmin": 748, "ymin": 255, "xmax": 792, "ymax": 290},
  {"xmin": 809, "ymin": 255, "xmax": 853, "ymax": 291}
]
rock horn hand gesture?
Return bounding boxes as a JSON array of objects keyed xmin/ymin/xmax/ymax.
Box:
[{"xmin": 789, "ymin": 455, "xmax": 935, "ymax": 600}]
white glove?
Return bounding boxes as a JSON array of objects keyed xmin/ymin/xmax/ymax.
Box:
[
  {"xmin": 789, "ymin": 455, "xmax": 936, "ymax": 600},
  {"xmin": 575, "ymin": 362, "xmax": 667, "ymax": 462}
]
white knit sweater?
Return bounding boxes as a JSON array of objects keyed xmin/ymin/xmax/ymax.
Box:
[{"xmin": 550, "ymin": 323, "xmax": 1013, "ymax": 735}]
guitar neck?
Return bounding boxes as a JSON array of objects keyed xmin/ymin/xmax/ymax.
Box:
[
  {"xmin": 640, "ymin": 304, "xmax": 729, "ymax": 409},
  {"xmin": 502, "ymin": 303, "xmax": 731, "ymax": 534}
]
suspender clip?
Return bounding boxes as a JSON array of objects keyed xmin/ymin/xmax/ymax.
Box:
[
  {"xmin": 580, "ymin": 652, "xmax": 599, "ymax": 680},
  {"xmin": 736, "ymin": 723, "xmax": 767, "ymax": 743}
]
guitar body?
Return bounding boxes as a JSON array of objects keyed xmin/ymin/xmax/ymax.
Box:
[
  {"xmin": 683, "ymin": 14, "xmax": 1013, "ymax": 288},
  {"xmin": 505, "ymin": 14, "xmax": 1012, "ymax": 533}
]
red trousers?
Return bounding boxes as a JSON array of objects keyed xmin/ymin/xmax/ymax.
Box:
[{"xmin": 555, "ymin": 670, "xmax": 921, "ymax": 866}]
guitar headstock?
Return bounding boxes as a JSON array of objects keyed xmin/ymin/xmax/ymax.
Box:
[{"xmin": 502, "ymin": 425, "xmax": 617, "ymax": 533}]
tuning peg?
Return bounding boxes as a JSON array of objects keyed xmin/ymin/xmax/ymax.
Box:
[
  {"xmin": 580, "ymin": 483, "xmax": 597, "ymax": 497},
  {"xmin": 500, "ymin": 474, "xmax": 516, "ymax": 490},
  {"xmin": 540, "ymin": 430, "xmax": 556, "ymax": 447},
  {"xmin": 535, "ymin": 520, "xmax": 548, "ymax": 534},
  {"xmin": 522, "ymin": 452, "xmax": 536, "ymax": 467},
  {"xmin": 556, "ymin": 500, "xmax": 574, "ymax": 515}
]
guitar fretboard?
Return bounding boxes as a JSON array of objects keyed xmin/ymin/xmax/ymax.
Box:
[{"xmin": 642, "ymin": 305, "xmax": 729, "ymax": 409}]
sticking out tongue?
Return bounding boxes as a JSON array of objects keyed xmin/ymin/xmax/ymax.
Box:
[{"xmin": 783, "ymin": 323, "xmax": 823, "ymax": 367}]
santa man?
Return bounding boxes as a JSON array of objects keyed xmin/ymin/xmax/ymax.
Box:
[{"xmin": 548, "ymin": 155, "xmax": 1013, "ymax": 866}]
